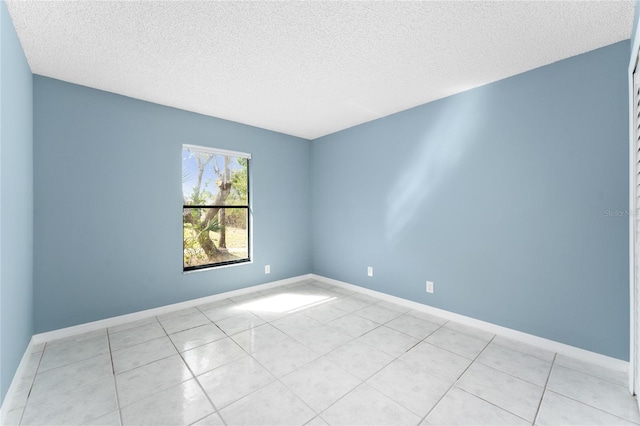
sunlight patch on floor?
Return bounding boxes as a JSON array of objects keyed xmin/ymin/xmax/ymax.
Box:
[{"xmin": 237, "ymin": 293, "xmax": 336, "ymax": 313}]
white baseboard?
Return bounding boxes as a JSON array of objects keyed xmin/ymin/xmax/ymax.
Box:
[
  {"xmin": 32, "ymin": 274, "xmax": 312, "ymax": 344},
  {"xmin": 4, "ymin": 275, "xmax": 314, "ymax": 420},
  {"xmin": 3, "ymin": 271, "xmax": 629, "ymax": 420},
  {"xmin": 0, "ymin": 337, "xmax": 36, "ymax": 425},
  {"xmin": 311, "ymin": 274, "xmax": 629, "ymax": 373}
]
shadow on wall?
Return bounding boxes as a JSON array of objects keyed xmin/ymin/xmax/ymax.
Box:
[{"xmin": 385, "ymin": 92, "xmax": 483, "ymax": 244}]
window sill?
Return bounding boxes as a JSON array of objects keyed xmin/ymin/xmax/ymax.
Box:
[{"xmin": 182, "ymin": 259, "xmax": 253, "ymax": 274}]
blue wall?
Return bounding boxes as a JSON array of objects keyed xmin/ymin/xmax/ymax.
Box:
[
  {"xmin": 312, "ymin": 41, "xmax": 630, "ymax": 360},
  {"xmin": 633, "ymin": 1, "xmax": 640, "ymax": 49},
  {"xmin": 0, "ymin": 1, "xmax": 33, "ymax": 403},
  {"xmin": 33, "ymin": 77, "xmax": 311, "ymax": 332}
]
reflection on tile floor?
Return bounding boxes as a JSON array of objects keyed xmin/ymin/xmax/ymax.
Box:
[{"xmin": 5, "ymin": 279, "xmax": 639, "ymax": 425}]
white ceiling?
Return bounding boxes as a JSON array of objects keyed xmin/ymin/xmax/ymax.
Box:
[{"xmin": 6, "ymin": 1, "xmax": 636, "ymax": 140}]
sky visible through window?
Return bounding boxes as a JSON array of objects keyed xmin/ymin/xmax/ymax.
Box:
[{"xmin": 182, "ymin": 148, "xmax": 244, "ymax": 204}]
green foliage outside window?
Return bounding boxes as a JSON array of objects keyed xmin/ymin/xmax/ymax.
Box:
[{"xmin": 182, "ymin": 147, "xmax": 249, "ymax": 270}]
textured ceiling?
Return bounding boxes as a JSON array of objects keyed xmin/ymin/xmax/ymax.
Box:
[{"xmin": 6, "ymin": 1, "xmax": 636, "ymax": 140}]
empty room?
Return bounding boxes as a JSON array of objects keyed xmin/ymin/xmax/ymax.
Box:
[{"xmin": 2, "ymin": 1, "xmax": 640, "ymax": 425}]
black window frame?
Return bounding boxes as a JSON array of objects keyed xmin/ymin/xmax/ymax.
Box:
[{"xmin": 182, "ymin": 146, "xmax": 251, "ymax": 272}]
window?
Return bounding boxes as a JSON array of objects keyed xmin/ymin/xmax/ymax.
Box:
[{"xmin": 182, "ymin": 145, "xmax": 251, "ymax": 271}]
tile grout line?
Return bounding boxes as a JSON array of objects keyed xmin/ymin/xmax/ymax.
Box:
[
  {"xmin": 311, "ymin": 317, "xmax": 452, "ymax": 423},
  {"xmin": 417, "ymin": 334, "xmax": 496, "ymax": 425},
  {"xmin": 274, "ymin": 366, "xmax": 326, "ymax": 424},
  {"xmin": 470, "ymin": 344, "xmax": 556, "ymax": 389},
  {"xmin": 538, "ymin": 377, "xmax": 640, "ymax": 425},
  {"xmin": 17, "ymin": 344, "xmax": 46, "ymax": 426},
  {"xmin": 110, "ymin": 338, "xmax": 176, "ymax": 374},
  {"xmin": 114, "ymin": 317, "xmax": 216, "ymax": 422},
  {"xmin": 266, "ymin": 319, "xmax": 380, "ymax": 423},
  {"xmin": 454, "ymin": 387, "xmax": 533, "ymax": 424},
  {"xmin": 18, "ymin": 334, "xmax": 118, "ymax": 423},
  {"xmin": 189, "ymin": 305, "xmax": 338, "ymax": 425},
  {"xmin": 161, "ymin": 310, "xmax": 234, "ymax": 425},
  {"xmin": 535, "ymin": 352, "xmax": 634, "ymax": 422},
  {"xmin": 159, "ymin": 302, "xmax": 308, "ymax": 424},
  {"xmin": 489, "ymin": 340, "xmax": 555, "ymax": 365},
  {"xmin": 166, "ymin": 323, "xmax": 229, "ymax": 426},
  {"xmin": 227, "ymin": 350, "xmax": 298, "ymax": 415},
  {"xmin": 532, "ymin": 352, "xmax": 556, "ymax": 425},
  {"xmin": 552, "ymin": 361, "xmax": 631, "ymax": 388},
  {"xmin": 553, "ymin": 393, "xmax": 640, "ymax": 424},
  {"xmin": 106, "ymin": 328, "xmax": 124, "ymax": 426}
]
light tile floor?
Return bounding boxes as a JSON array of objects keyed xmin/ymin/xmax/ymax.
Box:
[{"xmin": 5, "ymin": 279, "xmax": 639, "ymax": 426}]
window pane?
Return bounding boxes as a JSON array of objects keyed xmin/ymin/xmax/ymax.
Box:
[
  {"xmin": 183, "ymin": 207, "xmax": 249, "ymax": 269},
  {"xmin": 182, "ymin": 148, "xmax": 248, "ymax": 206}
]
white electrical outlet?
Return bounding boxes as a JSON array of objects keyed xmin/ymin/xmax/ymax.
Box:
[
  {"xmin": 426, "ymin": 281, "xmax": 434, "ymax": 293},
  {"xmin": 265, "ymin": 265, "xmax": 271, "ymax": 274},
  {"xmin": 367, "ymin": 266, "xmax": 373, "ymax": 277}
]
